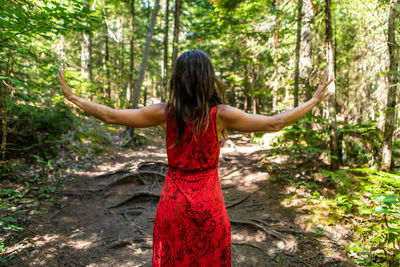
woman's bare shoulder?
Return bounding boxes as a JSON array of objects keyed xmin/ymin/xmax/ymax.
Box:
[{"xmin": 216, "ymin": 104, "xmax": 244, "ymax": 120}]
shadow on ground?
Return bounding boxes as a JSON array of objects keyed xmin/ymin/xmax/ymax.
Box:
[{"xmin": 5, "ymin": 135, "xmax": 355, "ymax": 266}]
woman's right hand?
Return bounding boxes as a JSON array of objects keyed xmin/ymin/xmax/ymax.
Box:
[{"xmin": 56, "ymin": 67, "xmax": 75, "ymax": 101}]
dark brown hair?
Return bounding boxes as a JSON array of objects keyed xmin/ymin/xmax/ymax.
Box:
[{"xmin": 167, "ymin": 50, "xmax": 227, "ymax": 146}]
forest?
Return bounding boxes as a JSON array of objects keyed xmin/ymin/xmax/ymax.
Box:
[{"xmin": 0, "ymin": 0, "xmax": 399, "ymax": 266}]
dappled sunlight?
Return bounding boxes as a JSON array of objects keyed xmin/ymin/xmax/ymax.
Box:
[{"xmin": 66, "ymin": 239, "xmax": 94, "ymax": 249}]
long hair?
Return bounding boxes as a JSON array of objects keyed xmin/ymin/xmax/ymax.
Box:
[{"xmin": 167, "ymin": 50, "xmax": 227, "ymax": 147}]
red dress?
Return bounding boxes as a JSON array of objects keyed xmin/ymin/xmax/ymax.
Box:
[{"xmin": 153, "ymin": 106, "xmax": 231, "ymax": 266}]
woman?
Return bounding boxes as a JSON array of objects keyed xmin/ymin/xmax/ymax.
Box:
[{"xmin": 57, "ymin": 50, "xmax": 332, "ymax": 266}]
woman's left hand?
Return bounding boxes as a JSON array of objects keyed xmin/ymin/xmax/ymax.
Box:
[
  {"xmin": 312, "ymin": 70, "xmax": 334, "ymax": 103},
  {"xmin": 56, "ymin": 67, "xmax": 74, "ymax": 101}
]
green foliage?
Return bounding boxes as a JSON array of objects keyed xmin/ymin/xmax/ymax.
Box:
[
  {"xmin": 317, "ymin": 169, "xmax": 400, "ymax": 265},
  {"xmin": 6, "ymin": 102, "xmax": 77, "ymax": 161},
  {"xmin": 339, "ymin": 122, "xmax": 382, "ymax": 167},
  {"xmin": 273, "ymin": 115, "xmax": 331, "ymax": 160}
]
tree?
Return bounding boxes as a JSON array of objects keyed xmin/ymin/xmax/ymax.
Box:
[
  {"xmin": 162, "ymin": 0, "xmax": 170, "ymax": 102},
  {"xmin": 172, "ymin": 0, "xmax": 181, "ymax": 68},
  {"xmin": 300, "ymin": 0, "xmax": 314, "ymax": 100},
  {"xmin": 325, "ymin": 0, "xmax": 339, "ymax": 170},
  {"xmin": 131, "ymin": 0, "xmax": 161, "ymax": 109},
  {"xmin": 81, "ymin": 0, "xmax": 93, "ymax": 84},
  {"xmin": 294, "ymin": 0, "xmax": 303, "ymax": 108},
  {"xmin": 126, "ymin": 0, "xmax": 135, "ymax": 108},
  {"xmin": 104, "ymin": 8, "xmax": 111, "ymax": 100},
  {"xmin": 382, "ymin": 0, "xmax": 399, "ymax": 172}
]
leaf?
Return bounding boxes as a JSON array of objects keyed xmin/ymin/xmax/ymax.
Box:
[
  {"xmin": 375, "ymin": 205, "xmax": 388, "ymax": 214},
  {"xmin": 359, "ymin": 209, "xmax": 373, "ymax": 215}
]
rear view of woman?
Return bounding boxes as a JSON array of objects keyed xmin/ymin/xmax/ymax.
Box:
[{"xmin": 57, "ymin": 50, "xmax": 332, "ymax": 266}]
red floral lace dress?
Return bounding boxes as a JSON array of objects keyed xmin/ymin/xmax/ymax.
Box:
[{"xmin": 153, "ymin": 106, "xmax": 231, "ymax": 266}]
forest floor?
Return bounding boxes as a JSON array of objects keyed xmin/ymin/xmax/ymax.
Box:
[{"xmin": 3, "ymin": 132, "xmax": 356, "ymax": 267}]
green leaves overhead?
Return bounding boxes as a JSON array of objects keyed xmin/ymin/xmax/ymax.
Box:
[{"xmin": 0, "ymin": 0, "xmax": 102, "ymax": 49}]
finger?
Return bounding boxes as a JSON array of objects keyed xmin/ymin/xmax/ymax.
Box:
[
  {"xmin": 324, "ymin": 78, "xmax": 335, "ymax": 89},
  {"xmin": 323, "ymin": 69, "xmax": 329, "ymax": 82}
]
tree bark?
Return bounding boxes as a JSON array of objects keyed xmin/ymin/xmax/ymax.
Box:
[
  {"xmin": 300, "ymin": 0, "xmax": 314, "ymax": 100},
  {"xmin": 131, "ymin": 0, "xmax": 161, "ymax": 109},
  {"xmin": 81, "ymin": 0, "xmax": 92, "ymax": 84},
  {"xmin": 162, "ymin": 0, "xmax": 170, "ymax": 102},
  {"xmin": 126, "ymin": 0, "xmax": 135, "ymax": 108},
  {"xmin": 81, "ymin": 32, "xmax": 92, "ymax": 82},
  {"xmin": 104, "ymin": 10, "xmax": 111, "ymax": 100},
  {"xmin": 243, "ymin": 64, "xmax": 250, "ymax": 112},
  {"xmin": 172, "ymin": 0, "xmax": 181, "ymax": 69},
  {"xmin": 325, "ymin": 0, "xmax": 339, "ymax": 170},
  {"xmin": 1, "ymin": 51, "xmax": 14, "ymax": 162},
  {"xmin": 272, "ymin": 0, "xmax": 281, "ymax": 112},
  {"xmin": 382, "ymin": 0, "xmax": 399, "ymax": 172},
  {"xmin": 294, "ymin": 0, "xmax": 303, "ymax": 108},
  {"xmin": 251, "ymin": 64, "xmax": 257, "ymax": 114}
]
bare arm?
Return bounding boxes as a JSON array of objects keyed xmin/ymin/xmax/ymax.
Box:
[
  {"xmin": 57, "ymin": 67, "xmax": 166, "ymax": 129},
  {"xmin": 218, "ymin": 73, "xmax": 333, "ymax": 133}
]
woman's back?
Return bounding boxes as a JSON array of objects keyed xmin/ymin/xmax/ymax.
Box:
[
  {"xmin": 153, "ymin": 105, "xmax": 231, "ymax": 266},
  {"xmin": 166, "ymin": 105, "xmax": 221, "ymax": 173}
]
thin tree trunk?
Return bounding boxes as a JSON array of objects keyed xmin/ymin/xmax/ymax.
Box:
[
  {"xmin": 172, "ymin": 0, "xmax": 180, "ymax": 69},
  {"xmin": 243, "ymin": 64, "xmax": 249, "ymax": 112},
  {"xmin": 382, "ymin": 0, "xmax": 399, "ymax": 172},
  {"xmin": 81, "ymin": 1, "xmax": 92, "ymax": 83},
  {"xmin": 131, "ymin": 0, "xmax": 161, "ymax": 109},
  {"xmin": 81, "ymin": 32, "xmax": 92, "ymax": 82},
  {"xmin": 294, "ymin": 0, "xmax": 303, "ymax": 108},
  {"xmin": 251, "ymin": 64, "xmax": 257, "ymax": 114},
  {"xmin": 272, "ymin": 0, "xmax": 281, "ymax": 112},
  {"xmin": 300, "ymin": 0, "xmax": 314, "ymax": 100},
  {"xmin": 301, "ymin": 0, "xmax": 315, "ymax": 131},
  {"xmin": 325, "ymin": 0, "xmax": 339, "ymax": 170},
  {"xmin": 162, "ymin": 0, "xmax": 170, "ymax": 102},
  {"xmin": 1, "ymin": 51, "xmax": 14, "ymax": 162},
  {"xmin": 126, "ymin": 0, "xmax": 135, "ymax": 108},
  {"xmin": 104, "ymin": 12, "xmax": 111, "ymax": 100}
]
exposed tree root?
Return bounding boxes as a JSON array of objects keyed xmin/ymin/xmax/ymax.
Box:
[
  {"xmin": 254, "ymin": 218, "xmax": 312, "ymax": 236},
  {"xmin": 116, "ymin": 207, "xmax": 145, "ymax": 220},
  {"xmin": 232, "ymin": 242, "xmax": 270, "ymax": 259},
  {"xmin": 102, "ymin": 172, "xmax": 146, "ymax": 190},
  {"xmin": 95, "ymin": 169, "xmax": 130, "ymax": 179},
  {"xmin": 106, "ymin": 237, "xmax": 146, "ymax": 249},
  {"xmin": 138, "ymin": 161, "xmax": 168, "ymax": 171},
  {"xmin": 108, "ymin": 191, "xmax": 161, "ymax": 209},
  {"xmin": 221, "ymin": 184, "xmax": 236, "ymax": 190},
  {"xmin": 226, "ymin": 194, "xmax": 251, "ymax": 209},
  {"xmin": 230, "ymin": 219, "xmax": 285, "ymax": 241},
  {"xmin": 102, "ymin": 170, "xmax": 166, "ymax": 190}
]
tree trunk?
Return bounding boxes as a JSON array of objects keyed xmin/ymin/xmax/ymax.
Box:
[
  {"xmin": 251, "ymin": 64, "xmax": 257, "ymax": 114},
  {"xmin": 131, "ymin": 0, "xmax": 161, "ymax": 109},
  {"xmin": 325, "ymin": 0, "xmax": 339, "ymax": 170},
  {"xmin": 382, "ymin": 0, "xmax": 399, "ymax": 172},
  {"xmin": 300, "ymin": 0, "xmax": 314, "ymax": 100},
  {"xmin": 81, "ymin": 32, "xmax": 92, "ymax": 83},
  {"xmin": 126, "ymin": 0, "xmax": 135, "ymax": 108},
  {"xmin": 293, "ymin": 0, "xmax": 303, "ymax": 108},
  {"xmin": 162, "ymin": 0, "xmax": 170, "ymax": 102},
  {"xmin": 272, "ymin": 0, "xmax": 281, "ymax": 112},
  {"xmin": 104, "ymin": 12, "xmax": 111, "ymax": 100},
  {"xmin": 243, "ymin": 64, "xmax": 250, "ymax": 112},
  {"xmin": 1, "ymin": 51, "xmax": 14, "ymax": 162},
  {"xmin": 172, "ymin": 0, "xmax": 181, "ymax": 69},
  {"xmin": 81, "ymin": 1, "xmax": 92, "ymax": 84}
]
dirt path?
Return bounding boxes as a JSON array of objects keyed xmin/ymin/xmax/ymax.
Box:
[{"xmin": 7, "ymin": 135, "xmax": 355, "ymax": 267}]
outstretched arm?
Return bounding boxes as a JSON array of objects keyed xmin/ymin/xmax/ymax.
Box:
[
  {"xmin": 218, "ymin": 72, "xmax": 333, "ymax": 133},
  {"xmin": 57, "ymin": 67, "xmax": 167, "ymax": 128}
]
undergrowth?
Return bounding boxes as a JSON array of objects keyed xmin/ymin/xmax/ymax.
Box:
[{"xmin": 267, "ymin": 117, "xmax": 399, "ymax": 266}]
